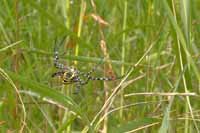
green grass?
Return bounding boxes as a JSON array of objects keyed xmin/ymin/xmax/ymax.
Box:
[{"xmin": 0, "ymin": 0, "xmax": 200, "ymax": 132}]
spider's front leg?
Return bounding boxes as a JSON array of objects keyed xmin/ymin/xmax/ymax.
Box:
[
  {"xmin": 89, "ymin": 76, "xmax": 114, "ymax": 81},
  {"xmin": 53, "ymin": 37, "xmax": 71, "ymax": 70},
  {"xmin": 53, "ymin": 49, "xmax": 66, "ymax": 69}
]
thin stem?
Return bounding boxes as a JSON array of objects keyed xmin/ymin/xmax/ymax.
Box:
[{"xmin": 120, "ymin": 0, "xmax": 127, "ymax": 119}]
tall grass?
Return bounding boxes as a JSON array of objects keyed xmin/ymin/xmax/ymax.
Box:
[{"xmin": 0, "ymin": 0, "xmax": 200, "ymax": 132}]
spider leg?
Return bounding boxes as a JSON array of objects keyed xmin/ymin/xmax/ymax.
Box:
[
  {"xmin": 79, "ymin": 74, "xmax": 114, "ymax": 86},
  {"xmin": 88, "ymin": 76, "xmax": 114, "ymax": 81},
  {"xmin": 53, "ymin": 50, "xmax": 66, "ymax": 69},
  {"xmin": 53, "ymin": 36, "xmax": 72, "ymax": 70},
  {"xmin": 73, "ymin": 83, "xmax": 81, "ymax": 94},
  {"xmin": 79, "ymin": 75, "xmax": 92, "ymax": 85},
  {"xmin": 53, "ymin": 51, "xmax": 72, "ymax": 70},
  {"xmin": 73, "ymin": 77, "xmax": 86, "ymax": 94},
  {"xmin": 53, "ymin": 39, "xmax": 65, "ymax": 69},
  {"xmin": 78, "ymin": 67, "xmax": 96, "ymax": 77},
  {"xmin": 78, "ymin": 59, "xmax": 104, "ymax": 77}
]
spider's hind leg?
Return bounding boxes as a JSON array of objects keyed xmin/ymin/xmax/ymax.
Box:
[
  {"xmin": 73, "ymin": 77, "xmax": 88, "ymax": 94},
  {"xmin": 73, "ymin": 83, "xmax": 81, "ymax": 94}
]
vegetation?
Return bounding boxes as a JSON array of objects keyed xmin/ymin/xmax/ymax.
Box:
[{"xmin": 0, "ymin": 0, "xmax": 200, "ymax": 132}]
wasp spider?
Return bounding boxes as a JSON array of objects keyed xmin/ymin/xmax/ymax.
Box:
[{"xmin": 52, "ymin": 38, "xmax": 116, "ymax": 93}]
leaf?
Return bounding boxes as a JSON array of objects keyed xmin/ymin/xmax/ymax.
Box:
[{"xmin": 5, "ymin": 70, "xmax": 89, "ymax": 125}]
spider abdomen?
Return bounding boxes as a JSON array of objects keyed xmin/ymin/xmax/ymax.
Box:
[{"xmin": 62, "ymin": 71, "xmax": 79, "ymax": 83}]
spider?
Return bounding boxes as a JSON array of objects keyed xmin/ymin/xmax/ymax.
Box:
[{"xmin": 52, "ymin": 38, "xmax": 116, "ymax": 93}]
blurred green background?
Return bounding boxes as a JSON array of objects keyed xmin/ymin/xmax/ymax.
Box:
[{"xmin": 0, "ymin": 0, "xmax": 200, "ymax": 132}]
